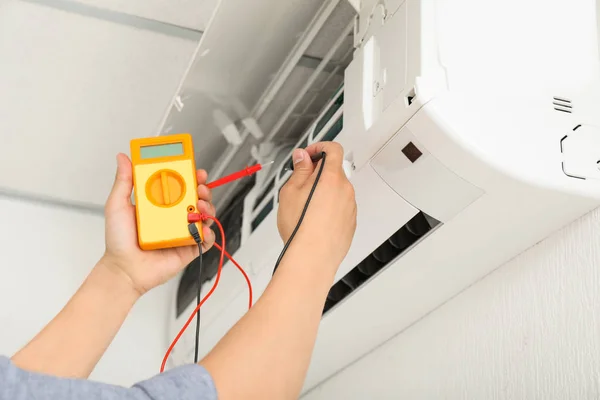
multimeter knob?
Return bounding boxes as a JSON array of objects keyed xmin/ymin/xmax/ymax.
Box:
[{"xmin": 145, "ymin": 170, "xmax": 185, "ymax": 207}]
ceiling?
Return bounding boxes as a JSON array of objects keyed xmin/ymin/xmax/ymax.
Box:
[
  {"xmin": 0, "ymin": 0, "xmax": 355, "ymax": 211},
  {"xmin": 56, "ymin": 0, "xmax": 218, "ymax": 31}
]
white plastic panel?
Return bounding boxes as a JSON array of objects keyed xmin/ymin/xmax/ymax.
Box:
[
  {"xmin": 561, "ymin": 125, "xmax": 600, "ymax": 180},
  {"xmin": 357, "ymin": 2, "xmax": 408, "ymax": 132},
  {"xmin": 334, "ymin": 163, "xmax": 418, "ymax": 281},
  {"xmin": 355, "ymin": 0, "xmax": 385, "ymax": 46},
  {"xmin": 597, "ymin": 0, "xmax": 600, "ymax": 57},
  {"xmin": 379, "ymin": 2, "xmax": 407, "ymax": 110},
  {"xmin": 361, "ymin": 35, "xmax": 383, "ymax": 130},
  {"xmin": 386, "ymin": 0, "xmax": 407, "ymax": 17},
  {"xmin": 159, "ymin": 0, "xmax": 328, "ymax": 190},
  {"xmin": 342, "ymin": 49, "xmax": 364, "ymax": 130},
  {"xmin": 370, "ymin": 126, "xmax": 483, "ymax": 222}
]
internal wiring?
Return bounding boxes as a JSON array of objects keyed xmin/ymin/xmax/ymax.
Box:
[{"xmin": 272, "ymin": 152, "xmax": 326, "ymax": 275}]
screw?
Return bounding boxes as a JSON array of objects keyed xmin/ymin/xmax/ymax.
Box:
[{"xmin": 373, "ymin": 81, "xmax": 381, "ymax": 97}]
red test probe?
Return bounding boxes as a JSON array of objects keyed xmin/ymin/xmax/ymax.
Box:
[{"xmin": 206, "ymin": 161, "xmax": 274, "ymax": 189}]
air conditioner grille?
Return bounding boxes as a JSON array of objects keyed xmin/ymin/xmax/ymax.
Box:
[{"xmin": 323, "ymin": 212, "xmax": 440, "ymax": 314}]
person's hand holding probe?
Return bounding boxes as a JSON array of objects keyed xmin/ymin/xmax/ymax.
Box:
[
  {"xmin": 277, "ymin": 141, "xmax": 357, "ymax": 271},
  {"xmin": 201, "ymin": 141, "xmax": 357, "ymax": 400}
]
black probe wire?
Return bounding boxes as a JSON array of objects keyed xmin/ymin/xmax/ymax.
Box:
[
  {"xmin": 188, "ymin": 223, "xmax": 204, "ymax": 363},
  {"xmin": 186, "ymin": 152, "xmax": 326, "ymax": 360},
  {"xmin": 194, "ymin": 246, "xmax": 202, "ymax": 363},
  {"xmin": 273, "ymin": 152, "xmax": 326, "ymax": 275}
]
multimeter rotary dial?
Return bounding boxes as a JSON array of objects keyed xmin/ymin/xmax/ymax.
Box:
[{"xmin": 145, "ymin": 169, "xmax": 186, "ymax": 207}]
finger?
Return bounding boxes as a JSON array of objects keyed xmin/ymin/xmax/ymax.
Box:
[
  {"xmin": 196, "ymin": 169, "xmax": 208, "ymax": 185},
  {"xmin": 106, "ymin": 153, "xmax": 133, "ymax": 211},
  {"xmin": 197, "ymin": 199, "xmax": 215, "ymax": 217},
  {"xmin": 305, "ymin": 141, "xmax": 344, "ymax": 171},
  {"xmin": 197, "ymin": 184, "xmax": 213, "ymax": 202},
  {"xmin": 286, "ymin": 148, "xmax": 315, "ymax": 188},
  {"xmin": 197, "ymin": 199, "xmax": 215, "ymax": 226},
  {"xmin": 201, "ymin": 226, "xmax": 216, "ymax": 252}
]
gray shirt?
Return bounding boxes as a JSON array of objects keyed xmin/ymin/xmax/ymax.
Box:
[{"xmin": 0, "ymin": 357, "xmax": 217, "ymax": 399}]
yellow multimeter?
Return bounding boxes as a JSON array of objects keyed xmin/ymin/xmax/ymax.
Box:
[{"xmin": 130, "ymin": 133, "xmax": 201, "ymax": 250}]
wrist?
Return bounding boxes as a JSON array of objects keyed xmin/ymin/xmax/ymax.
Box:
[
  {"xmin": 295, "ymin": 231, "xmax": 344, "ymax": 270},
  {"xmin": 282, "ymin": 234, "xmax": 340, "ymax": 281},
  {"xmin": 95, "ymin": 255, "xmax": 143, "ymax": 302}
]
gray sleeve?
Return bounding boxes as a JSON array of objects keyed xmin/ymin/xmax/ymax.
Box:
[{"xmin": 0, "ymin": 356, "xmax": 217, "ymax": 400}]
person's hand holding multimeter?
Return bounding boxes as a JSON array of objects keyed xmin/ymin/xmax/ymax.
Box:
[{"xmin": 100, "ymin": 150, "xmax": 216, "ymax": 296}]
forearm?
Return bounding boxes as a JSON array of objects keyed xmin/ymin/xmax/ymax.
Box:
[
  {"xmin": 11, "ymin": 256, "xmax": 140, "ymax": 378},
  {"xmin": 201, "ymin": 240, "xmax": 336, "ymax": 400}
]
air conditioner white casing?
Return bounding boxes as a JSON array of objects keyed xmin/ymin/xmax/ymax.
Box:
[{"xmin": 168, "ymin": 0, "xmax": 600, "ymax": 394}]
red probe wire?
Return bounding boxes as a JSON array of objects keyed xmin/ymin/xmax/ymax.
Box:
[
  {"xmin": 187, "ymin": 213, "xmax": 253, "ymax": 308},
  {"xmin": 160, "ymin": 214, "xmax": 253, "ymax": 372},
  {"xmin": 213, "ymin": 242, "xmax": 253, "ymax": 309},
  {"xmin": 206, "ymin": 163, "xmax": 267, "ymax": 189}
]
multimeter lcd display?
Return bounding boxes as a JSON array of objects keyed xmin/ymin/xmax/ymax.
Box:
[{"xmin": 140, "ymin": 143, "xmax": 184, "ymax": 159}]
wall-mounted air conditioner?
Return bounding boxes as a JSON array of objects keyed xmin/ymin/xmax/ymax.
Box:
[{"xmin": 169, "ymin": 0, "xmax": 600, "ymax": 394}]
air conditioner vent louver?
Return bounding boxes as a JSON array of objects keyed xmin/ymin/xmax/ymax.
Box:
[
  {"xmin": 553, "ymin": 96, "xmax": 572, "ymax": 113},
  {"xmin": 323, "ymin": 212, "xmax": 440, "ymax": 314}
]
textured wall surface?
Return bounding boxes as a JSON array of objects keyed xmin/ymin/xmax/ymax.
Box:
[{"xmin": 304, "ymin": 208, "xmax": 600, "ymax": 399}]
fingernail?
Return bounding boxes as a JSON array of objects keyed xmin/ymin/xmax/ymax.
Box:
[{"xmin": 293, "ymin": 149, "xmax": 304, "ymax": 164}]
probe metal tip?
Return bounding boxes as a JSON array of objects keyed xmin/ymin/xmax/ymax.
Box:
[{"xmin": 263, "ymin": 160, "xmax": 275, "ymax": 166}]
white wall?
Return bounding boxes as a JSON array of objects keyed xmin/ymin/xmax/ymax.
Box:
[
  {"xmin": 0, "ymin": 195, "xmax": 174, "ymax": 386},
  {"xmin": 304, "ymin": 208, "xmax": 600, "ymax": 399},
  {"xmin": 0, "ymin": 0, "xmax": 192, "ymax": 385},
  {"xmin": 0, "ymin": 0, "xmax": 197, "ymax": 208}
]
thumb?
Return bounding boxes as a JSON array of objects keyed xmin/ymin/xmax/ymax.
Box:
[
  {"xmin": 106, "ymin": 153, "xmax": 133, "ymax": 210},
  {"xmin": 287, "ymin": 148, "xmax": 314, "ymax": 188}
]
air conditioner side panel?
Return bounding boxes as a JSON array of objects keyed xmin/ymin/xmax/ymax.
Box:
[
  {"xmin": 334, "ymin": 164, "xmax": 418, "ymax": 281},
  {"xmin": 370, "ymin": 125, "xmax": 483, "ymax": 222}
]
